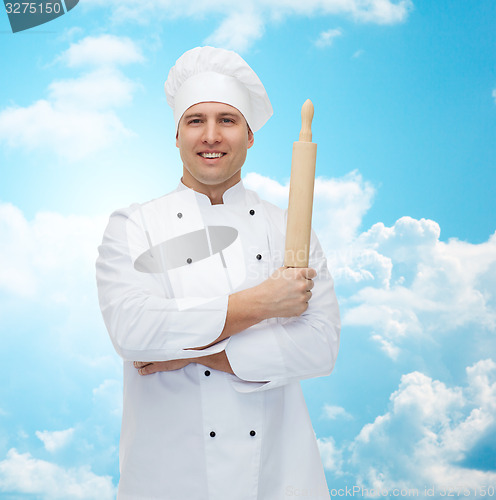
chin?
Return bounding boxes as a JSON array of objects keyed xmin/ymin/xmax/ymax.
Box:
[{"xmin": 196, "ymin": 175, "xmax": 226, "ymax": 185}]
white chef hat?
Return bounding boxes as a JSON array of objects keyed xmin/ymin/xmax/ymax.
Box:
[{"xmin": 164, "ymin": 46, "xmax": 273, "ymax": 133}]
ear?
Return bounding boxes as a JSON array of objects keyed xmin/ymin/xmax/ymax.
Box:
[
  {"xmin": 247, "ymin": 129, "xmax": 254, "ymax": 149},
  {"xmin": 175, "ymin": 130, "xmax": 179, "ymax": 148}
]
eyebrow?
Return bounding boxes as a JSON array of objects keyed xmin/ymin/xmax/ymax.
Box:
[
  {"xmin": 183, "ymin": 113, "xmax": 204, "ymax": 120},
  {"xmin": 182, "ymin": 111, "xmax": 241, "ymax": 120}
]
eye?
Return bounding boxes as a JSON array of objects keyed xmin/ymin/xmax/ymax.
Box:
[
  {"xmin": 188, "ymin": 118, "xmax": 202, "ymax": 125},
  {"xmin": 221, "ymin": 118, "xmax": 235, "ymax": 124}
]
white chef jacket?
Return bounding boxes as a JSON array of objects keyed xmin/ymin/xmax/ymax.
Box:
[{"xmin": 96, "ymin": 180, "xmax": 340, "ymax": 500}]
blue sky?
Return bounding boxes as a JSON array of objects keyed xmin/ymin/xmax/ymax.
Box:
[{"xmin": 0, "ymin": 1, "xmax": 495, "ymax": 498}]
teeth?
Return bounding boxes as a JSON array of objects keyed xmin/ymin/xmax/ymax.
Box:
[{"xmin": 201, "ymin": 152, "xmax": 224, "ymax": 158}]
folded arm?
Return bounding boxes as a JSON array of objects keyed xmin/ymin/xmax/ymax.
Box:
[
  {"xmin": 134, "ymin": 266, "xmax": 317, "ymax": 375},
  {"xmin": 135, "ymin": 250, "xmax": 340, "ymax": 391}
]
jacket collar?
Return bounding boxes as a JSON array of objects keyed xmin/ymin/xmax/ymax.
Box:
[{"xmin": 176, "ymin": 179, "xmax": 247, "ymax": 207}]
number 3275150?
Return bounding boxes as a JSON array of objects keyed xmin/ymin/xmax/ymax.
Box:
[{"xmin": 5, "ymin": 3, "xmax": 62, "ymax": 14}]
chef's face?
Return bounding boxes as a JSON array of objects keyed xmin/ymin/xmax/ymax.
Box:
[{"xmin": 176, "ymin": 102, "xmax": 254, "ymax": 200}]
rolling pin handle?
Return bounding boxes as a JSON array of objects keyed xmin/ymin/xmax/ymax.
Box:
[{"xmin": 299, "ymin": 99, "xmax": 314, "ymax": 142}]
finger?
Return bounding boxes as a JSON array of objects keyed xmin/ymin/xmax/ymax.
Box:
[
  {"xmin": 306, "ymin": 290, "xmax": 313, "ymax": 302},
  {"xmin": 304, "ymin": 267, "xmax": 317, "ymax": 280},
  {"xmin": 134, "ymin": 361, "xmax": 151, "ymax": 369},
  {"xmin": 281, "ymin": 266, "xmax": 296, "ymax": 278},
  {"xmin": 139, "ymin": 360, "xmax": 188, "ymax": 376},
  {"xmin": 293, "ymin": 267, "xmax": 316, "ymax": 280},
  {"xmin": 138, "ymin": 362, "xmax": 163, "ymax": 376}
]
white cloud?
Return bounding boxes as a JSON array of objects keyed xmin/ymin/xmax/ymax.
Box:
[
  {"xmin": 0, "ymin": 202, "xmax": 106, "ymax": 300},
  {"xmin": 244, "ymin": 172, "xmax": 289, "ymax": 205},
  {"xmin": 36, "ymin": 428, "xmax": 75, "ymax": 453},
  {"xmin": 48, "ymin": 68, "xmax": 138, "ymax": 111},
  {"xmin": 206, "ymin": 8, "xmax": 265, "ymax": 53},
  {"xmin": 0, "ymin": 200, "xmax": 122, "ymax": 378},
  {"xmin": 322, "ymin": 404, "xmax": 353, "ymax": 420},
  {"xmin": 315, "ymin": 28, "xmax": 343, "ymax": 48},
  {"xmin": 0, "ymin": 99, "xmax": 132, "ymax": 161},
  {"xmin": 58, "ymin": 26, "xmax": 84, "ymax": 42},
  {"xmin": 493, "ymin": 88, "xmax": 496, "ymax": 103},
  {"xmin": 371, "ymin": 333, "xmax": 400, "ymax": 360},
  {"xmin": 344, "ymin": 0, "xmax": 413, "ymax": 24},
  {"xmin": 244, "ymin": 170, "xmax": 375, "ymax": 251},
  {"xmin": 59, "ymin": 34, "xmax": 144, "ymax": 68},
  {"xmin": 318, "ymin": 436, "xmax": 344, "ymax": 475},
  {"xmin": 82, "ymin": 0, "xmax": 413, "ymax": 51},
  {"xmin": 343, "ymin": 360, "xmax": 496, "ymax": 493},
  {"xmin": 0, "ymin": 449, "xmax": 116, "ymax": 499},
  {"xmin": 341, "ymin": 218, "xmax": 496, "ymax": 357},
  {"xmin": 0, "ymin": 35, "xmax": 142, "ymax": 161},
  {"xmin": 93, "ymin": 379, "xmax": 123, "ymax": 418},
  {"xmin": 0, "ymin": 203, "xmax": 38, "ymax": 297},
  {"xmin": 314, "ymin": 171, "xmax": 376, "ymax": 250}
]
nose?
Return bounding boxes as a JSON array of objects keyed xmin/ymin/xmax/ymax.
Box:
[{"xmin": 202, "ymin": 120, "xmax": 222, "ymax": 145}]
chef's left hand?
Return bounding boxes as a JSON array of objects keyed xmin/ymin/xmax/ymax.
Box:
[
  {"xmin": 134, "ymin": 351, "xmax": 234, "ymax": 376},
  {"xmin": 134, "ymin": 359, "xmax": 191, "ymax": 375}
]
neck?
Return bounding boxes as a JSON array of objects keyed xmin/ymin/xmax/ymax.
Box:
[{"xmin": 181, "ymin": 172, "xmax": 241, "ymax": 205}]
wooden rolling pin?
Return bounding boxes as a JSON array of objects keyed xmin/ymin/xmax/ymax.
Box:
[{"xmin": 284, "ymin": 99, "xmax": 317, "ymax": 268}]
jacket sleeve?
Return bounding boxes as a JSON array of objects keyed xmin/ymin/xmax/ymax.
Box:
[
  {"xmin": 95, "ymin": 207, "xmax": 229, "ymax": 362},
  {"xmin": 225, "ymin": 234, "xmax": 341, "ymax": 393}
]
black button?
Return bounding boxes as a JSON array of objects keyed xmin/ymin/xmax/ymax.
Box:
[
  {"xmin": 187, "ymin": 258, "xmax": 192, "ymax": 264},
  {"xmin": 177, "ymin": 212, "xmax": 183, "ymax": 219},
  {"xmin": 249, "ymin": 209, "xmax": 255, "ymax": 216},
  {"xmin": 210, "ymin": 431, "xmax": 216, "ymax": 438},
  {"xmin": 250, "ymin": 430, "xmax": 256, "ymax": 436},
  {"xmin": 256, "ymin": 254, "xmax": 262, "ymax": 260},
  {"xmin": 204, "ymin": 370, "xmax": 211, "ymax": 376}
]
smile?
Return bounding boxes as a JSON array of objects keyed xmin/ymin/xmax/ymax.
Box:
[{"xmin": 199, "ymin": 152, "xmax": 226, "ymax": 159}]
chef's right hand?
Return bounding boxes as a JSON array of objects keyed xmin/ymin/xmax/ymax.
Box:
[
  {"xmin": 257, "ymin": 266, "xmax": 316, "ymax": 319},
  {"xmin": 198, "ymin": 267, "xmax": 317, "ymax": 346}
]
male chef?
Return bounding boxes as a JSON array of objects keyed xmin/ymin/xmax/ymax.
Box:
[{"xmin": 96, "ymin": 46, "xmax": 340, "ymax": 500}]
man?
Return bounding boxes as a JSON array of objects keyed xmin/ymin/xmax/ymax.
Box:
[{"xmin": 96, "ymin": 46, "xmax": 340, "ymax": 500}]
